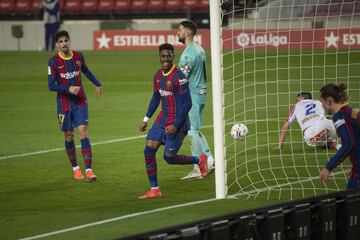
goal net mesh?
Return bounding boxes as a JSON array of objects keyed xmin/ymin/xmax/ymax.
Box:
[{"xmin": 221, "ymin": 0, "xmax": 360, "ymax": 199}]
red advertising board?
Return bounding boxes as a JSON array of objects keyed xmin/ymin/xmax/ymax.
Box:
[{"xmin": 93, "ymin": 28, "xmax": 360, "ymax": 50}]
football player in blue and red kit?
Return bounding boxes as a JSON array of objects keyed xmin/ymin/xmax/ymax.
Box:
[
  {"xmin": 138, "ymin": 43, "xmax": 208, "ymax": 199},
  {"xmin": 48, "ymin": 31, "xmax": 102, "ymax": 181},
  {"xmin": 319, "ymin": 83, "xmax": 360, "ymax": 190}
]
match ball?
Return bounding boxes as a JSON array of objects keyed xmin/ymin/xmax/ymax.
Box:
[{"xmin": 231, "ymin": 123, "xmax": 248, "ymax": 140}]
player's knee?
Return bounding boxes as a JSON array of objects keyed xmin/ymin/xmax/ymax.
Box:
[
  {"xmin": 79, "ymin": 131, "xmax": 88, "ymax": 140},
  {"xmin": 64, "ymin": 132, "xmax": 74, "ymax": 142},
  {"xmin": 187, "ymin": 129, "xmax": 198, "ymax": 140},
  {"xmin": 163, "ymin": 152, "xmax": 176, "ymax": 164},
  {"xmin": 144, "ymin": 146, "xmax": 157, "ymax": 156}
]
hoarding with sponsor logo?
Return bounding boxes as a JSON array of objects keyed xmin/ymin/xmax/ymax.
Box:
[{"xmin": 94, "ymin": 28, "xmax": 360, "ymax": 50}]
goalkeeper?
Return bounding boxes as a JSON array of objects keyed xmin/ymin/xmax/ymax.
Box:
[{"xmin": 177, "ymin": 20, "xmax": 214, "ymax": 180}]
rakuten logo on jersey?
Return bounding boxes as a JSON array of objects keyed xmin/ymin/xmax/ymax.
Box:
[
  {"xmin": 236, "ymin": 32, "xmax": 288, "ymax": 48},
  {"xmin": 60, "ymin": 71, "xmax": 80, "ymax": 79},
  {"xmin": 159, "ymin": 89, "xmax": 173, "ymax": 96}
]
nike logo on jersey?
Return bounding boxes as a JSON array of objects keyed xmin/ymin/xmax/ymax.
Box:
[
  {"xmin": 159, "ymin": 89, "xmax": 173, "ymax": 96},
  {"xmin": 59, "ymin": 66, "xmax": 65, "ymax": 69}
]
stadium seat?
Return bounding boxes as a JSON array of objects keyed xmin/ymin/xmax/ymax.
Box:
[
  {"xmin": 114, "ymin": 0, "xmax": 130, "ymax": 12},
  {"xmin": 0, "ymin": 0, "xmax": 15, "ymax": 15},
  {"xmin": 148, "ymin": 0, "xmax": 165, "ymax": 12},
  {"xmin": 165, "ymin": 0, "xmax": 182, "ymax": 11},
  {"xmin": 183, "ymin": 0, "xmax": 198, "ymax": 10},
  {"xmin": 81, "ymin": 0, "xmax": 98, "ymax": 13},
  {"xmin": 131, "ymin": 0, "xmax": 147, "ymax": 12},
  {"xmin": 198, "ymin": 0, "xmax": 208, "ymax": 10},
  {"xmin": 14, "ymin": 0, "xmax": 31, "ymax": 14},
  {"xmin": 30, "ymin": 0, "xmax": 42, "ymax": 13},
  {"xmin": 63, "ymin": 0, "xmax": 82, "ymax": 14},
  {"xmin": 97, "ymin": 0, "xmax": 113, "ymax": 13}
]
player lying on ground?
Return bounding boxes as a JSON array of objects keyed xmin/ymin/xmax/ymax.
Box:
[
  {"xmin": 48, "ymin": 30, "xmax": 102, "ymax": 181},
  {"xmin": 319, "ymin": 83, "xmax": 360, "ymax": 190},
  {"xmin": 138, "ymin": 43, "xmax": 208, "ymax": 199},
  {"xmin": 277, "ymin": 92, "xmax": 340, "ymax": 150},
  {"xmin": 177, "ymin": 20, "xmax": 215, "ymax": 180}
]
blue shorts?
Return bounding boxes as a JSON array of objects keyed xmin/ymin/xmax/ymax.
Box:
[
  {"xmin": 189, "ymin": 103, "xmax": 205, "ymax": 130},
  {"xmin": 57, "ymin": 106, "xmax": 88, "ymax": 132},
  {"xmin": 347, "ymin": 177, "xmax": 360, "ymax": 190},
  {"xmin": 146, "ymin": 124, "xmax": 186, "ymax": 155}
]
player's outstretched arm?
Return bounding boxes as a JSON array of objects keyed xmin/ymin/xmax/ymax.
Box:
[
  {"xmin": 276, "ymin": 121, "xmax": 290, "ymax": 150},
  {"xmin": 139, "ymin": 92, "xmax": 161, "ymax": 132},
  {"xmin": 324, "ymin": 119, "xmax": 354, "ymax": 173},
  {"xmin": 79, "ymin": 52, "xmax": 102, "ymax": 88}
]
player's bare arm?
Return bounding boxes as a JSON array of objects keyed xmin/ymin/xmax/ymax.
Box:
[
  {"xmin": 69, "ymin": 86, "xmax": 81, "ymax": 95},
  {"xmin": 95, "ymin": 86, "xmax": 102, "ymax": 100},
  {"xmin": 319, "ymin": 168, "xmax": 330, "ymax": 181},
  {"xmin": 165, "ymin": 125, "xmax": 177, "ymax": 135},
  {"xmin": 139, "ymin": 121, "xmax": 148, "ymax": 132},
  {"xmin": 277, "ymin": 121, "xmax": 290, "ymax": 149}
]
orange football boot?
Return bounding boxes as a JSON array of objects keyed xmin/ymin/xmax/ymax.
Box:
[
  {"xmin": 138, "ymin": 188, "xmax": 162, "ymax": 199},
  {"xmin": 86, "ymin": 169, "xmax": 97, "ymax": 182},
  {"xmin": 198, "ymin": 154, "xmax": 208, "ymax": 178},
  {"xmin": 73, "ymin": 168, "xmax": 85, "ymax": 180}
]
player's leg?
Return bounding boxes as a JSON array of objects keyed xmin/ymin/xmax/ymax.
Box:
[
  {"xmin": 182, "ymin": 104, "xmax": 213, "ymax": 179},
  {"xmin": 139, "ymin": 125, "xmax": 163, "ymax": 199},
  {"xmin": 50, "ymin": 23, "xmax": 59, "ymax": 51},
  {"xmin": 45, "ymin": 24, "xmax": 50, "ymax": 51},
  {"xmin": 74, "ymin": 106, "xmax": 96, "ymax": 182},
  {"xmin": 77, "ymin": 124, "xmax": 96, "ymax": 181},
  {"xmin": 163, "ymin": 131, "xmax": 208, "ymax": 177},
  {"xmin": 59, "ymin": 111, "xmax": 84, "ymax": 180}
]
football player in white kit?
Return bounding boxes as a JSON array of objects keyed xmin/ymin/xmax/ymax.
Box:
[{"xmin": 277, "ymin": 92, "xmax": 340, "ymax": 150}]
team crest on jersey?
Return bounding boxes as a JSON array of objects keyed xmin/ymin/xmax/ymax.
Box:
[
  {"xmin": 166, "ymin": 80, "xmax": 171, "ymax": 86},
  {"xmin": 75, "ymin": 60, "xmax": 81, "ymax": 67}
]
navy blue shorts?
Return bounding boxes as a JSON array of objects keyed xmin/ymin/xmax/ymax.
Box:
[
  {"xmin": 57, "ymin": 106, "xmax": 88, "ymax": 132},
  {"xmin": 146, "ymin": 124, "xmax": 187, "ymax": 155},
  {"xmin": 347, "ymin": 177, "xmax": 360, "ymax": 190}
]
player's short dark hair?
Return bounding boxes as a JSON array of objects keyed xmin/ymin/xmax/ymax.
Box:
[
  {"xmin": 55, "ymin": 31, "xmax": 70, "ymax": 42},
  {"xmin": 179, "ymin": 20, "xmax": 198, "ymax": 36},
  {"xmin": 159, "ymin": 43, "xmax": 174, "ymax": 53},
  {"xmin": 320, "ymin": 83, "xmax": 348, "ymax": 103},
  {"xmin": 297, "ymin": 92, "xmax": 312, "ymax": 100}
]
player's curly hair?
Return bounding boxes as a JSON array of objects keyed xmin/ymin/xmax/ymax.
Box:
[
  {"xmin": 55, "ymin": 31, "xmax": 70, "ymax": 42},
  {"xmin": 320, "ymin": 83, "xmax": 348, "ymax": 103},
  {"xmin": 179, "ymin": 20, "xmax": 198, "ymax": 36},
  {"xmin": 159, "ymin": 43, "xmax": 174, "ymax": 53}
]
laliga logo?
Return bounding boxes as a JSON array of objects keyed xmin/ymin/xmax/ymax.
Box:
[{"xmin": 237, "ymin": 32, "xmax": 287, "ymax": 47}]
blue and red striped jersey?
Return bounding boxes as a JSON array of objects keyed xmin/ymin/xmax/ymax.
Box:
[
  {"xmin": 48, "ymin": 50, "xmax": 101, "ymax": 112},
  {"xmin": 145, "ymin": 65, "xmax": 192, "ymax": 131},
  {"xmin": 326, "ymin": 105, "xmax": 360, "ymax": 178}
]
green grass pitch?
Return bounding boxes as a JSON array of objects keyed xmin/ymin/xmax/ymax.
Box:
[{"xmin": 0, "ymin": 49, "xmax": 358, "ymax": 239}]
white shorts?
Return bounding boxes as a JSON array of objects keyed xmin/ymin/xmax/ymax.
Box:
[{"xmin": 303, "ymin": 118, "xmax": 336, "ymax": 147}]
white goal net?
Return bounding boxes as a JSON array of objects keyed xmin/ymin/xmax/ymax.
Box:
[{"xmin": 211, "ymin": 0, "xmax": 360, "ymax": 200}]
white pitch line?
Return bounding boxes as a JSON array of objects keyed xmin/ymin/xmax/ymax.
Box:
[
  {"xmin": 18, "ymin": 171, "xmax": 345, "ymax": 240},
  {"xmin": 0, "ymin": 135, "xmax": 147, "ymax": 161},
  {"xmin": 0, "ymin": 125, "xmax": 217, "ymax": 161},
  {"xmin": 18, "ymin": 198, "xmax": 218, "ymax": 240}
]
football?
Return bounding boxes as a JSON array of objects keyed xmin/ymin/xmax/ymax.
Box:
[{"xmin": 231, "ymin": 123, "xmax": 248, "ymax": 140}]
